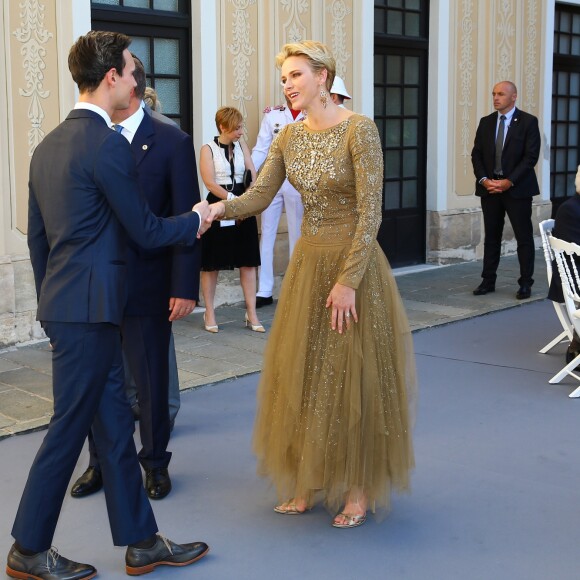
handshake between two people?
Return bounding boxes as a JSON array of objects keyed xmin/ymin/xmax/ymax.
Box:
[{"xmin": 193, "ymin": 200, "xmax": 227, "ymax": 238}]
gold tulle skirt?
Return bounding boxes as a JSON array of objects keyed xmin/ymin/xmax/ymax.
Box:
[{"xmin": 253, "ymin": 238, "xmax": 417, "ymax": 514}]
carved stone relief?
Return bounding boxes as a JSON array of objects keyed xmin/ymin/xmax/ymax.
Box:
[
  {"xmin": 227, "ymin": 0, "xmax": 257, "ymax": 119},
  {"xmin": 326, "ymin": 0, "xmax": 351, "ymax": 78},
  {"xmin": 522, "ymin": 0, "xmax": 539, "ymax": 115},
  {"xmin": 12, "ymin": 0, "xmax": 53, "ymax": 157},
  {"xmin": 9, "ymin": 0, "xmax": 58, "ymax": 235},
  {"xmin": 281, "ymin": 0, "xmax": 308, "ymax": 44},
  {"xmin": 457, "ymin": 0, "xmax": 475, "ymax": 180},
  {"xmin": 495, "ymin": 0, "xmax": 515, "ymax": 83}
]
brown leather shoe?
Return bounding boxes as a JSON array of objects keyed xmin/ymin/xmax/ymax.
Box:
[
  {"xmin": 125, "ymin": 534, "xmax": 209, "ymax": 576},
  {"xmin": 6, "ymin": 544, "xmax": 96, "ymax": 579}
]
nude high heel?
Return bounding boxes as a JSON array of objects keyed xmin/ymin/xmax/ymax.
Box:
[
  {"xmin": 203, "ymin": 313, "xmax": 218, "ymax": 333},
  {"xmin": 245, "ymin": 312, "xmax": 265, "ymax": 333}
]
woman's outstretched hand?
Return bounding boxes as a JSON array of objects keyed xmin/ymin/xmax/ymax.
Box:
[{"xmin": 326, "ymin": 283, "xmax": 357, "ymax": 334}]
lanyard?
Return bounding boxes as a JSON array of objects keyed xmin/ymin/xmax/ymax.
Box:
[{"xmin": 214, "ymin": 137, "xmax": 236, "ymax": 192}]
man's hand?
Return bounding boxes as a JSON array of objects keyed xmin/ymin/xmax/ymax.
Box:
[
  {"xmin": 193, "ymin": 200, "xmax": 211, "ymax": 236},
  {"xmin": 193, "ymin": 200, "xmax": 209, "ymax": 221},
  {"xmin": 197, "ymin": 202, "xmax": 226, "ymax": 238},
  {"xmin": 169, "ymin": 297, "xmax": 196, "ymax": 321},
  {"xmin": 483, "ymin": 178, "xmax": 509, "ymax": 194},
  {"xmin": 494, "ymin": 178, "xmax": 512, "ymax": 192}
]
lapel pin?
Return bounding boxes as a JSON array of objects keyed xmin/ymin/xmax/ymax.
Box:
[{"xmin": 142, "ymin": 144, "xmax": 148, "ymax": 150}]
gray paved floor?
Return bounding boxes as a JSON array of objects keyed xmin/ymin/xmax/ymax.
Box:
[
  {"xmin": 1, "ymin": 300, "xmax": 578, "ymax": 579},
  {"xmin": 0, "ymin": 250, "xmax": 548, "ymax": 438}
]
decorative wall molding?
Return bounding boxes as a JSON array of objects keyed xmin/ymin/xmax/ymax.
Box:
[
  {"xmin": 457, "ymin": 0, "xmax": 475, "ymax": 176},
  {"xmin": 12, "ymin": 0, "xmax": 52, "ymax": 157},
  {"xmin": 523, "ymin": 0, "xmax": 538, "ymax": 113},
  {"xmin": 281, "ymin": 0, "xmax": 308, "ymax": 44},
  {"xmin": 496, "ymin": 0, "xmax": 515, "ymax": 82},
  {"xmin": 227, "ymin": 0, "xmax": 256, "ymax": 118},
  {"xmin": 327, "ymin": 0, "xmax": 351, "ymax": 78}
]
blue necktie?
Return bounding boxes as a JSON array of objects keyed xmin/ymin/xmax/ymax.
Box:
[{"xmin": 112, "ymin": 124, "xmax": 123, "ymax": 134}]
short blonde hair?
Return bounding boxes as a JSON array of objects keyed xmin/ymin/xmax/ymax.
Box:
[
  {"xmin": 144, "ymin": 87, "xmax": 160, "ymax": 111},
  {"xmin": 275, "ymin": 41, "xmax": 336, "ymax": 92},
  {"xmin": 215, "ymin": 106, "xmax": 243, "ymax": 134}
]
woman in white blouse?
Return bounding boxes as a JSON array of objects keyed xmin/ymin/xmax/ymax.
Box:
[{"xmin": 199, "ymin": 107, "xmax": 264, "ymax": 333}]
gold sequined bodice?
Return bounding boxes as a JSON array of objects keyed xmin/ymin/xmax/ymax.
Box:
[{"xmin": 223, "ymin": 114, "xmax": 384, "ymax": 289}]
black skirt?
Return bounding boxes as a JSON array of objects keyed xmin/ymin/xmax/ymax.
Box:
[{"xmin": 202, "ymin": 184, "xmax": 261, "ymax": 271}]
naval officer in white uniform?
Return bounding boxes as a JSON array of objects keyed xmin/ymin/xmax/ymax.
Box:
[
  {"xmin": 330, "ymin": 75, "xmax": 352, "ymax": 107},
  {"xmin": 252, "ymin": 97, "xmax": 305, "ymax": 307}
]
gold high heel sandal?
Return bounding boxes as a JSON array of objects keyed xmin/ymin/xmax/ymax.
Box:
[
  {"xmin": 203, "ymin": 313, "xmax": 218, "ymax": 333},
  {"xmin": 245, "ymin": 312, "xmax": 265, "ymax": 333}
]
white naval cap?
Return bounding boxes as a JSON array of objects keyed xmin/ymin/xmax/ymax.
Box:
[{"xmin": 330, "ymin": 75, "xmax": 351, "ymax": 100}]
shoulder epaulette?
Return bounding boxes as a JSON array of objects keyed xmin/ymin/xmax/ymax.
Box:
[{"xmin": 263, "ymin": 106, "xmax": 272, "ymax": 113}]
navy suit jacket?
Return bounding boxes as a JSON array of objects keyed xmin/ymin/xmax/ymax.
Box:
[
  {"xmin": 471, "ymin": 107, "xmax": 541, "ymax": 199},
  {"xmin": 27, "ymin": 109, "xmax": 200, "ymax": 326},
  {"xmin": 124, "ymin": 110, "xmax": 201, "ymax": 316}
]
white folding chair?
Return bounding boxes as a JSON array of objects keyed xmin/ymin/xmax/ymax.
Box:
[
  {"xmin": 538, "ymin": 219, "xmax": 574, "ymax": 353},
  {"xmin": 548, "ymin": 235, "xmax": 580, "ymax": 397}
]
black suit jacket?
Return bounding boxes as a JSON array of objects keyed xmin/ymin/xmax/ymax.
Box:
[
  {"xmin": 124, "ymin": 110, "xmax": 201, "ymax": 316},
  {"xmin": 471, "ymin": 107, "xmax": 541, "ymax": 199},
  {"xmin": 548, "ymin": 195, "xmax": 580, "ymax": 303},
  {"xmin": 27, "ymin": 109, "xmax": 200, "ymax": 325}
]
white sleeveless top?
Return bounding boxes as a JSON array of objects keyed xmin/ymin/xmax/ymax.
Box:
[{"xmin": 206, "ymin": 139, "xmax": 245, "ymax": 188}]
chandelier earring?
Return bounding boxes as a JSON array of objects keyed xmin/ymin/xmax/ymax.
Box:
[{"xmin": 320, "ymin": 87, "xmax": 329, "ymax": 109}]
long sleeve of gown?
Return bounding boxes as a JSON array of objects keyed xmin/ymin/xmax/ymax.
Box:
[
  {"xmin": 336, "ymin": 117, "xmax": 384, "ymax": 289},
  {"xmin": 223, "ymin": 128, "xmax": 288, "ymax": 220}
]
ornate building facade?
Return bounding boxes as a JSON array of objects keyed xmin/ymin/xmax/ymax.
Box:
[{"xmin": 0, "ymin": 0, "xmax": 572, "ymax": 345}]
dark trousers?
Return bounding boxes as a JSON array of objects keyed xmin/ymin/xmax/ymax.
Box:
[
  {"xmin": 480, "ymin": 194, "xmax": 535, "ymax": 286},
  {"xmin": 12, "ymin": 322, "xmax": 157, "ymax": 552},
  {"xmin": 89, "ymin": 315, "xmax": 172, "ymax": 471}
]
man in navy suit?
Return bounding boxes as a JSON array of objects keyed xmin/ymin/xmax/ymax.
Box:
[
  {"xmin": 71, "ymin": 55, "xmax": 201, "ymax": 500},
  {"xmin": 471, "ymin": 81, "xmax": 541, "ymax": 300},
  {"xmin": 7, "ymin": 31, "xmax": 210, "ymax": 579}
]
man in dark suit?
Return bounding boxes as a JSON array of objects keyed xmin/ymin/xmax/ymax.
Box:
[
  {"xmin": 71, "ymin": 56, "xmax": 200, "ymax": 501},
  {"xmin": 471, "ymin": 81, "xmax": 541, "ymax": 299},
  {"xmin": 7, "ymin": 31, "xmax": 209, "ymax": 579},
  {"xmin": 548, "ymin": 167, "xmax": 580, "ymax": 362}
]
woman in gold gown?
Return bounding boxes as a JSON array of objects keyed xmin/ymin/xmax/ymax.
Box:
[{"xmin": 206, "ymin": 41, "xmax": 416, "ymax": 528}]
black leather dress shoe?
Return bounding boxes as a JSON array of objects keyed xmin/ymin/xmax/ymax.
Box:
[
  {"xmin": 70, "ymin": 467, "xmax": 102, "ymax": 498},
  {"xmin": 6, "ymin": 544, "xmax": 96, "ymax": 580},
  {"xmin": 126, "ymin": 535, "xmax": 209, "ymax": 576},
  {"xmin": 516, "ymin": 285, "xmax": 532, "ymax": 299},
  {"xmin": 145, "ymin": 467, "xmax": 171, "ymax": 499},
  {"xmin": 473, "ymin": 283, "xmax": 495, "ymax": 296},
  {"xmin": 255, "ymin": 296, "xmax": 273, "ymax": 308}
]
